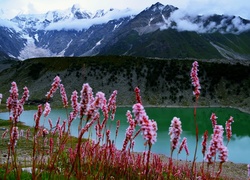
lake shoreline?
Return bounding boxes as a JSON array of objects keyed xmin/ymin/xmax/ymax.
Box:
[
  {"xmin": 117, "ymin": 104, "xmax": 250, "ymax": 115},
  {"xmin": 1, "ymin": 103, "xmax": 250, "ymax": 115}
]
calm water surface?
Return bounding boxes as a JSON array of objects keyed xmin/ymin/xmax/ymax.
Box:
[{"xmin": 0, "ymin": 107, "xmax": 249, "ymax": 163}]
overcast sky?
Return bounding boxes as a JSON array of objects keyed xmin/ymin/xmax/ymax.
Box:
[{"xmin": 0, "ymin": 0, "xmax": 250, "ymax": 19}]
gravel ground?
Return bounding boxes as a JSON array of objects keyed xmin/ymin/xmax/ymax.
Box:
[{"xmin": 157, "ymin": 154, "xmax": 249, "ymax": 180}]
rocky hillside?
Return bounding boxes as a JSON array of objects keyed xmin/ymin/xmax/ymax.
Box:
[{"xmin": 0, "ymin": 56, "xmax": 249, "ymax": 112}]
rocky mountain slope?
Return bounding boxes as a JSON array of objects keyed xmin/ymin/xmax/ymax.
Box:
[
  {"xmin": 0, "ymin": 56, "xmax": 249, "ymax": 113},
  {"xmin": 0, "ymin": 3, "xmax": 250, "ymax": 60}
]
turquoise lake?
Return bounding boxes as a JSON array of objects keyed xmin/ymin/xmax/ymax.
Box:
[{"xmin": 0, "ymin": 107, "xmax": 249, "ymax": 163}]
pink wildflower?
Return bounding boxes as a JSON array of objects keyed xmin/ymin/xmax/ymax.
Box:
[
  {"xmin": 225, "ymin": 116, "xmax": 234, "ymax": 143},
  {"xmin": 1, "ymin": 129, "xmax": 9, "ymax": 139},
  {"xmin": 46, "ymin": 76, "xmax": 61, "ymax": 99},
  {"xmin": 79, "ymin": 83, "xmax": 94, "ymax": 118},
  {"xmin": 6, "ymin": 97, "xmax": 12, "ymax": 112},
  {"xmin": 34, "ymin": 104, "xmax": 43, "ymax": 129},
  {"xmin": 218, "ymin": 145, "xmax": 228, "ymax": 163},
  {"xmin": 106, "ymin": 129, "xmax": 110, "ymax": 143},
  {"xmin": 190, "ymin": 61, "xmax": 201, "ymax": 99},
  {"xmin": 11, "ymin": 126, "xmax": 19, "ymax": 147},
  {"xmin": 6, "ymin": 82, "xmax": 19, "ymax": 118},
  {"xmin": 94, "ymin": 92, "xmax": 106, "ymax": 109},
  {"xmin": 122, "ymin": 111, "xmax": 136, "ymax": 151},
  {"xmin": 169, "ymin": 117, "xmax": 182, "ymax": 151},
  {"xmin": 19, "ymin": 86, "xmax": 29, "ymax": 105},
  {"xmin": 132, "ymin": 103, "xmax": 147, "ymax": 126},
  {"xmin": 57, "ymin": 125, "xmax": 62, "ymax": 138},
  {"xmin": 6, "ymin": 82, "xmax": 23, "ymax": 123},
  {"xmin": 95, "ymin": 123, "xmax": 102, "ymax": 139},
  {"xmin": 9, "ymin": 81, "xmax": 19, "ymax": 100},
  {"xmin": 42, "ymin": 128, "xmax": 49, "ymax": 137},
  {"xmin": 96, "ymin": 92, "xmax": 108, "ymax": 119},
  {"xmin": 92, "ymin": 92, "xmax": 108, "ymax": 128},
  {"xmin": 60, "ymin": 84, "xmax": 68, "ymax": 108},
  {"xmin": 43, "ymin": 102, "xmax": 51, "ymax": 117},
  {"xmin": 61, "ymin": 120, "xmax": 66, "ymax": 133},
  {"xmin": 71, "ymin": 90, "xmax": 79, "ymax": 118},
  {"xmin": 141, "ymin": 116, "xmax": 157, "ymax": 145},
  {"xmin": 205, "ymin": 125, "xmax": 224, "ymax": 164},
  {"xmin": 201, "ymin": 130, "xmax": 208, "ymax": 157},
  {"xmin": 107, "ymin": 90, "xmax": 117, "ymax": 120},
  {"xmin": 48, "ymin": 118, "xmax": 53, "ymax": 130},
  {"xmin": 210, "ymin": 113, "xmax": 218, "ymax": 128},
  {"xmin": 12, "ymin": 103, "xmax": 23, "ymax": 123},
  {"xmin": 134, "ymin": 87, "xmax": 142, "ymax": 104},
  {"xmin": 178, "ymin": 137, "xmax": 189, "ymax": 156},
  {"xmin": 132, "ymin": 103, "xmax": 157, "ymax": 145}
]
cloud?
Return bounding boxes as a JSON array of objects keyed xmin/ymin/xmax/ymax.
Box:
[
  {"xmin": 1, "ymin": 0, "xmax": 250, "ymax": 33},
  {"xmin": 44, "ymin": 8, "xmax": 137, "ymax": 31},
  {"xmin": 230, "ymin": 16, "xmax": 250, "ymax": 34},
  {"xmin": 0, "ymin": 19, "xmax": 21, "ymax": 31},
  {"xmin": 165, "ymin": 10, "xmax": 205, "ymax": 32},
  {"xmin": 182, "ymin": 0, "xmax": 250, "ymax": 20},
  {"xmin": 1, "ymin": 0, "xmax": 250, "ymax": 20},
  {"xmin": 161, "ymin": 9, "xmax": 250, "ymax": 34},
  {"xmin": 0, "ymin": 0, "xmax": 164, "ymax": 19}
]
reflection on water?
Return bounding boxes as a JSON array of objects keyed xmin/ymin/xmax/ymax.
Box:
[{"xmin": 0, "ymin": 107, "xmax": 250, "ymax": 163}]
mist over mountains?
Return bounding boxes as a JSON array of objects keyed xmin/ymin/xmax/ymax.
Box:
[{"xmin": 0, "ymin": 2, "xmax": 250, "ymax": 60}]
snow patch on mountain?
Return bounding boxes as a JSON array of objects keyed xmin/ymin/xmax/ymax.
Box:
[
  {"xmin": 81, "ymin": 38, "xmax": 104, "ymax": 56},
  {"xmin": 58, "ymin": 39, "xmax": 73, "ymax": 56},
  {"xmin": 18, "ymin": 34, "xmax": 54, "ymax": 60},
  {"xmin": 112, "ymin": 21, "xmax": 123, "ymax": 31},
  {"xmin": 34, "ymin": 34, "xmax": 39, "ymax": 42}
]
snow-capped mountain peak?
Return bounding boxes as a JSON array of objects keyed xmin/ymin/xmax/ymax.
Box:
[
  {"xmin": 8, "ymin": 5, "xmax": 136, "ymax": 31},
  {"xmin": 150, "ymin": 2, "xmax": 165, "ymax": 11},
  {"xmin": 0, "ymin": 2, "xmax": 250, "ymax": 61}
]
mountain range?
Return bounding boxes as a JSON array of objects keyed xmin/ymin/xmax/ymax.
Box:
[{"xmin": 1, "ymin": 2, "xmax": 250, "ymax": 60}]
